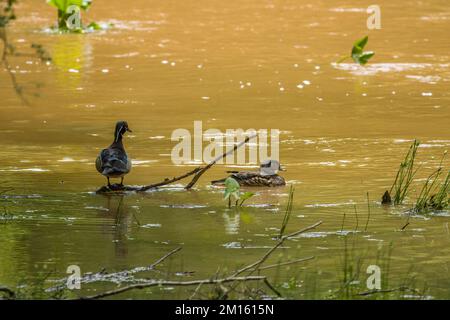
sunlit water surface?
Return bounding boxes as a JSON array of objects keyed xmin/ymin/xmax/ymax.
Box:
[{"xmin": 0, "ymin": 0, "xmax": 449, "ymax": 299}]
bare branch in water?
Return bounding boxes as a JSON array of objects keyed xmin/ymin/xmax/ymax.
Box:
[
  {"xmin": 81, "ymin": 276, "xmax": 267, "ymax": 300},
  {"xmin": 75, "ymin": 221, "xmax": 322, "ymax": 299},
  {"xmin": 96, "ymin": 134, "xmax": 256, "ymax": 193},
  {"xmin": 185, "ymin": 134, "xmax": 256, "ymax": 190},
  {"xmin": 358, "ymin": 286, "xmax": 420, "ymax": 297},
  {"xmin": 257, "ymin": 256, "xmax": 315, "ymax": 271},
  {"xmin": 148, "ymin": 246, "xmax": 182, "ymax": 269},
  {"xmin": 76, "ymin": 189, "xmax": 322, "ymax": 300},
  {"xmin": 231, "ymin": 221, "xmax": 323, "ymax": 278},
  {"xmin": 64, "ymin": 247, "xmax": 182, "ymax": 289}
]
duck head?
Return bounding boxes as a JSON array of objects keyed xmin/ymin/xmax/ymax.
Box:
[
  {"xmin": 260, "ymin": 159, "xmax": 285, "ymax": 176},
  {"xmin": 114, "ymin": 121, "xmax": 132, "ymax": 142}
]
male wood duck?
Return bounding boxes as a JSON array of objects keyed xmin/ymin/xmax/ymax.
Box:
[
  {"xmin": 96, "ymin": 121, "xmax": 132, "ymax": 186},
  {"xmin": 211, "ymin": 160, "xmax": 286, "ymax": 187}
]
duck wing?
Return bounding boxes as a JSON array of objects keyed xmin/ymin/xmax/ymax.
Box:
[
  {"xmin": 97, "ymin": 147, "xmax": 130, "ymax": 176},
  {"xmin": 233, "ymin": 172, "xmax": 286, "ymax": 186},
  {"xmin": 211, "ymin": 171, "xmax": 255, "ymax": 185},
  {"xmin": 211, "ymin": 171, "xmax": 285, "ymax": 187}
]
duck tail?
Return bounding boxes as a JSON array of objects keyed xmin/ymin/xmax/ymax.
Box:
[
  {"xmin": 102, "ymin": 167, "xmax": 115, "ymax": 175},
  {"xmin": 102, "ymin": 159, "xmax": 127, "ymax": 176}
]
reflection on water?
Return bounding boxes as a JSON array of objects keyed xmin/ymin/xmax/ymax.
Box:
[
  {"xmin": 99, "ymin": 195, "xmax": 133, "ymax": 258},
  {"xmin": 0, "ymin": 0, "xmax": 449, "ymax": 299},
  {"xmin": 52, "ymin": 35, "xmax": 93, "ymax": 89},
  {"xmin": 223, "ymin": 210, "xmax": 240, "ymax": 234}
]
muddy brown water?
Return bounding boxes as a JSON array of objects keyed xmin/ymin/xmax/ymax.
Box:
[{"xmin": 0, "ymin": 0, "xmax": 449, "ymax": 299}]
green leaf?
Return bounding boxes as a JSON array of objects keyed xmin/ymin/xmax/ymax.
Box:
[
  {"xmin": 240, "ymin": 192, "xmax": 255, "ymax": 201},
  {"xmin": 353, "ymin": 36, "xmax": 368, "ymax": 51},
  {"xmin": 87, "ymin": 21, "xmax": 102, "ymax": 30},
  {"xmin": 224, "ymin": 177, "xmax": 240, "ymax": 192},
  {"xmin": 350, "ymin": 36, "xmax": 374, "ymax": 66},
  {"xmin": 239, "ymin": 191, "xmax": 255, "ymax": 207},
  {"xmin": 358, "ymin": 51, "xmax": 375, "ymax": 65},
  {"xmin": 224, "ymin": 177, "xmax": 240, "ymax": 201}
]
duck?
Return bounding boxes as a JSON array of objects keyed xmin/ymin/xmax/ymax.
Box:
[
  {"xmin": 96, "ymin": 121, "xmax": 132, "ymax": 187},
  {"xmin": 211, "ymin": 159, "xmax": 286, "ymax": 187}
]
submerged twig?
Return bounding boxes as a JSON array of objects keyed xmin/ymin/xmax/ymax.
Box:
[
  {"xmin": 81, "ymin": 276, "xmax": 266, "ymax": 300},
  {"xmin": 232, "ymin": 221, "xmax": 323, "ymax": 278},
  {"xmin": 279, "ymin": 185, "xmax": 294, "ymax": 238},
  {"xmin": 341, "ymin": 212, "xmax": 346, "ymax": 232},
  {"xmin": 257, "ymin": 256, "xmax": 315, "ymax": 271},
  {"xmin": 51, "ymin": 247, "xmax": 183, "ymax": 292},
  {"xmin": 364, "ymin": 192, "xmax": 371, "ymax": 232},
  {"xmin": 148, "ymin": 247, "xmax": 182, "ymax": 269},
  {"xmin": 76, "ymin": 215, "xmax": 321, "ymax": 299},
  {"xmin": 358, "ymin": 286, "xmax": 420, "ymax": 297}
]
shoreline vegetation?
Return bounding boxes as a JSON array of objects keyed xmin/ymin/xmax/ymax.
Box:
[{"xmin": 382, "ymin": 140, "xmax": 449, "ymax": 215}]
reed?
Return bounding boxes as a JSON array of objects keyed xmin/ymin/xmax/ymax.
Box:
[
  {"xmin": 431, "ymin": 170, "xmax": 450, "ymax": 210},
  {"xmin": 388, "ymin": 140, "xmax": 420, "ymax": 205},
  {"xmin": 412, "ymin": 150, "xmax": 448, "ymax": 213},
  {"xmin": 414, "ymin": 169, "xmax": 449, "ymax": 213},
  {"xmin": 279, "ymin": 185, "xmax": 294, "ymax": 238}
]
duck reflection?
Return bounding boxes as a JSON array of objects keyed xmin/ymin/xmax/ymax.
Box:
[
  {"xmin": 222, "ymin": 210, "xmax": 240, "ymax": 235},
  {"xmin": 98, "ymin": 195, "xmax": 136, "ymax": 258}
]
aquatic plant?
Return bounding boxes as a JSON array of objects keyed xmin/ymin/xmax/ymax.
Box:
[
  {"xmin": 337, "ymin": 35, "xmax": 375, "ymax": 65},
  {"xmin": 224, "ymin": 177, "xmax": 240, "ymax": 208},
  {"xmin": 429, "ymin": 170, "xmax": 450, "ymax": 210},
  {"xmin": 383, "ymin": 141, "xmax": 448, "ymax": 213},
  {"xmin": 279, "ymin": 185, "xmax": 294, "ymax": 238},
  {"xmin": 413, "ymin": 163, "xmax": 449, "ymax": 214},
  {"xmin": 47, "ymin": 0, "xmax": 101, "ymax": 32},
  {"xmin": 238, "ymin": 191, "xmax": 255, "ymax": 207},
  {"xmin": 223, "ymin": 177, "xmax": 254, "ymax": 208},
  {"xmin": 384, "ymin": 140, "xmax": 420, "ymax": 205}
]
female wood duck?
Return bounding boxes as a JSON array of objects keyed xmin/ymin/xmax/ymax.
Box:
[
  {"xmin": 96, "ymin": 121, "xmax": 132, "ymax": 186},
  {"xmin": 211, "ymin": 160, "xmax": 286, "ymax": 187}
]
